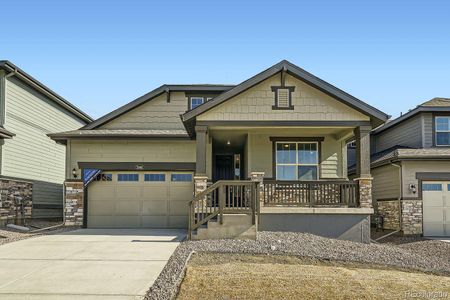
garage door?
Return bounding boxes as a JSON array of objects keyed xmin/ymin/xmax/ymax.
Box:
[
  {"xmin": 87, "ymin": 171, "xmax": 193, "ymax": 228},
  {"xmin": 422, "ymin": 182, "xmax": 450, "ymax": 236}
]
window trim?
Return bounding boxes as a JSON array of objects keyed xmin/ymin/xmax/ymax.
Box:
[
  {"xmin": 272, "ymin": 140, "xmax": 321, "ymax": 181},
  {"xmin": 434, "ymin": 116, "xmax": 450, "ymax": 147},
  {"xmin": 271, "ymin": 86, "xmax": 295, "ymax": 110}
]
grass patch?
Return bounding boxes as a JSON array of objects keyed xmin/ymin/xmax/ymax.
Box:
[{"xmin": 177, "ymin": 253, "xmax": 450, "ymax": 300}]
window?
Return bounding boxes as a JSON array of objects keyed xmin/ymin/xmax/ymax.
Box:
[
  {"xmin": 144, "ymin": 174, "xmax": 166, "ymax": 182},
  {"xmin": 93, "ymin": 173, "xmax": 112, "ymax": 181},
  {"xmin": 422, "ymin": 183, "xmax": 442, "ymax": 191},
  {"xmin": 117, "ymin": 174, "xmax": 139, "ymax": 181},
  {"xmin": 190, "ymin": 97, "xmax": 204, "ymax": 109},
  {"xmin": 448, "ymin": 184, "xmax": 450, "ymax": 191},
  {"xmin": 435, "ymin": 117, "xmax": 450, "ymax": 146},
  {"xmin": 276, "ymin": 142, "xmax": 319, "ymax": 180},
  {"xmin": 171, "ymin": 174, "xmax": 192, "ymax": 182}
]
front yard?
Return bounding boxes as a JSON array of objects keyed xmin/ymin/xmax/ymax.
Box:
[{"xmin": 177, "ymin": 253, "xmax": 450, "ymax": 300}]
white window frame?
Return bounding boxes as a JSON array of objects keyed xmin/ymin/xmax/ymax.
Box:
[
  {"xmin": 190, "ymin": 97, "xmax": 205, "ymax": 109},
  {"xmin": 275, "ymin": 141, "xmax": 319, "ymax": 181},
  {"xmin": 435, "ymin": 116, "xmax": 450, "ymax": 146}
]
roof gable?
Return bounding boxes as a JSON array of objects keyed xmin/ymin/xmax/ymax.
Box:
[{"xmin": 182, "ymin": 60, "xmax": 389, "ymax": 126}]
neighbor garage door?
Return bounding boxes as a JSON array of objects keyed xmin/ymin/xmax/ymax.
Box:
[
  {"xmin": 422, "ymin": 182, "xmax": 450, "ymax": 236},
  {"xmin": 87, "ymin": 171, "xmax": 193, "ymax": 228}
]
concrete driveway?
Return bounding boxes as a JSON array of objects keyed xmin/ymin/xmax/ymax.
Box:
[{"xmin": 0, "ymin": 229, "xmax": 185, "ymax": 299}]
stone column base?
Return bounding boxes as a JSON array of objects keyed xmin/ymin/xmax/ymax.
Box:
[
  {"xmin": 65, "ymin": 180, "xmax": 84, "ymax": 227},
  {"xmin": 401, "ymin": 200, "xmax": 423, "ymax": 235},
  {"xmin": 354, "ymin": 177, "xmax": 373, "ymax": 209}
]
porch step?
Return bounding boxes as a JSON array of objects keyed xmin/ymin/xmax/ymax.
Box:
[{"xmin": 191, "ymin": 214, "xmax": 257, "ymax": 240}]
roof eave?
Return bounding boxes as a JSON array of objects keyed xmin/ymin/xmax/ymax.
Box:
[{"xmin": 0, "ymin": 61, "xmax": 93, "ymax": 123}]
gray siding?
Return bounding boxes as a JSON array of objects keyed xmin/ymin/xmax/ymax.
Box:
[
  {"xmin": 374, "ymin": 114, "xmax": 422, "ymax": 153},
  {"xmin": 372, "ymin": 164, "xmax": 400, "ymax": 201},
  {"xmin": 422, "ymin": 112, "xmax": 433, "ymax": 148}
]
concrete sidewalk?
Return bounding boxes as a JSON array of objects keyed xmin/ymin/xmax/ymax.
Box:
[{"xmin": 0, "ymin": 229, "xmax": 185, "ymax": 299}]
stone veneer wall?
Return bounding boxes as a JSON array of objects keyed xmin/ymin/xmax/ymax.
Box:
[
  {"xmin": 64, "ymin": 181, "xmax": 84, "ymax": 226},
  {"xmin": 401, "ymin": 200, "xmax": 423, "ymax": 235},
  {"xmin": 0, "ymin": 179, "xmax": 32, "ymax": 225},
  {"xmin": 356, "ymin": 178, "xmax": 372, "ymax": 208},
  {"xmin": 376, "ymin": 200, "xmax": 400, "ymax": 230}
]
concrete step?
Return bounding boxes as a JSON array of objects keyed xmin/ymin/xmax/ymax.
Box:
[{"xmin": 192, "ymin": 214, "xmax": 257, "ymax": 240}]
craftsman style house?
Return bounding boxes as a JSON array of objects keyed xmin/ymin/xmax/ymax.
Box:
[{"xmin": 50, "ymin": 60, "xmax": 389, "ymax": 243}]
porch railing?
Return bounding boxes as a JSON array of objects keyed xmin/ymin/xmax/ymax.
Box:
[
  {"xmin": 188, "ymin": 180, "xmax": 259, "ymax": 240},
  {"xmin": 262, "ymin": 180, "xmax": 359, "ymax": 207}
]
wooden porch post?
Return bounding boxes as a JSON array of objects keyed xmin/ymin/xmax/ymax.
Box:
[
  {"xmin": 195, "ymin": 125, "xmax": 208, "ymax": 176},
  {"xmin": 354, "ymin": 125, "xmax": 373, "ymax": 208}
]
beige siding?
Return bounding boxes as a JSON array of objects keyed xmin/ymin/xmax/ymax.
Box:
[
  {"xmin": 101, "ymin": 92, "xmax": 187, "ymax": 130},
  {"xmin": 197, "ymin": 74, "xmax": 370, "ymax": 122},
  {"xmin": 2, "ymin": 77, "xmax": 85, "ymax": 183},
  {"xmin": 401, "ymin": 161, "xmax": 450, "ymax": 198},
  {"xmin": 68, "ymin": 140, "xmax": 196, "ymax": 179},
  {"xmin": 374, "ymin": 114, "xmax": 422, "ymax": 153},
  {"xmin": 246, "ymin": 133, "xmax": 344, "ymax": 179},
  {"xmin": 372, "ymin": 165, "xmax": 400, "ymax": 201}
]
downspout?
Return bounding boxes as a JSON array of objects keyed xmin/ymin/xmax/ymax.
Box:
[{"xmin": 375, "ymin": 162, "xmax": 402, "ymax": 241}]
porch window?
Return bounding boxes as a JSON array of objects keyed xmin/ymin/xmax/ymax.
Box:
[
  {"xmin": 276, "ymin": 142, "xmax": 318, "ymax": 180},
  {"xmin": 435, "ymin": 116, "xmax": 450, "ymax": 146}
]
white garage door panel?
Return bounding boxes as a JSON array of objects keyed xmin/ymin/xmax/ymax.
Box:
[
  {"xmin": 422, "ymin": 181, "xmax": 450, "ymax": 237},
  {"xmin": 88, "ymin": 171, "xmax": 193, "ymax": 228}
]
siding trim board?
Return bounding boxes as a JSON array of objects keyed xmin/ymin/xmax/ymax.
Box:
[
  {"xmin": 197, "ymin": 120, "xmax": 371, "ymax": 128},
  {"xmin": 78, "ymin": 162, "xmax": 196, "ymax": 171}
]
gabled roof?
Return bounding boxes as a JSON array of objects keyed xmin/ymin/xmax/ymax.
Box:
[
  {"xmin": 83, "ymin": 84, "xmax": 235, "ymax": 130},
  {"xmin": 181, "ymin": 60, "xmax": 389, "ymax": 126},
  {"xmin": 0, "ymin": 61, "xmax": 93, "ymax": 123},
  {"xmin": 373, "ymin": 97, "xmax": 450, "ymax": 134}
]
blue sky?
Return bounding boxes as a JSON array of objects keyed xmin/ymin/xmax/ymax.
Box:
[{"xmin": 2, "ymin": 0, "xmax": 449, "ymax": 119}]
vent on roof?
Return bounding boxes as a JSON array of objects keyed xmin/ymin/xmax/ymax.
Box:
[
  {"xmin": 277, "ymin": 89, "xmax": 290, "ymax": 108},
  {"xmin": 271, "ymin": 86, "xmax": 295, "ymax": 110}
]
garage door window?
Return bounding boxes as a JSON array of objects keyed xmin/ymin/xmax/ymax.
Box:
[
  {"xmin": 118, "ymin": 174, "xmax": 139, "ymax": 181},
  {"xmin": 171, "ymin": 174, "xmax": 192, "ymax": 182},
  {"xmin": 144, "ymin": 174, "xmax": 166, "ymax": 181},
  {"xmin": 422, "ymin": 183, "xmax": 442, "ymax": 191}
]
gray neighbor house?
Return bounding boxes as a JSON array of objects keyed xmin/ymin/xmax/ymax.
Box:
[
  {"xmin": 0, "ymin": 61, "xmax": 92, "ymax": 224},
  {"xmin": 349, "ymin": 98, "xmax": 450, "ymax": 237}
]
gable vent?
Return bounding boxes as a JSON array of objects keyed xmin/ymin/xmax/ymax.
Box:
[{"xmin": 277, "ymin": 89, "xmax": 290, "ymax": 108}]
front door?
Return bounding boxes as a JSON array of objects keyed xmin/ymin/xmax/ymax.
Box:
[{"xmin": 214, "ymin": 155, "xmax": 234, "ymax": 181}]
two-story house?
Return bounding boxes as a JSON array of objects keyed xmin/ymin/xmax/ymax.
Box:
[
  {"xmin": 0, "ymin": 61, "xmax": 92, "ymax": 224},
  {"xmin": 359, "ymin": 98, "xmax": 450, "ymax": 237}
]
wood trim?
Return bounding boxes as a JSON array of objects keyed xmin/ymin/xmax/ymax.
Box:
[
  {"xmin": 77, "ymin": 162, "xmax": 196, "ymax": 171},
  {"xmin": 197, "ymin": 120, "xmax": 371, "ymax": 127}
]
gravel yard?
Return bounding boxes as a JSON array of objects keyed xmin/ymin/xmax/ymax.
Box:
[
  {"xmin": 145, "ymin": 232, "xmax": 450, "ymax": 300},
  {"xmin": 178, "ymin": 253, "xmax": 450, "ymax": 300}
]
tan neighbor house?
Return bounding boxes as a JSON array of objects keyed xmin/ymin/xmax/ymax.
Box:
[
  {"xmin": 356, "ymin": 98, "xmax": 450, "ymax": 237},
  {"xmin": 50, "ymin": 60, "xmax": 389, "ymax": 243}
]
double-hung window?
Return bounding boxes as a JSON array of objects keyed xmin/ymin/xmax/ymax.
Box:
[
  {"xmin": 435, "ymin": 117, "xmax": 450, "ymax": 146},
  {"xmin": 276, "ymin": 142, "xmax": 319, "ymax": 180}
]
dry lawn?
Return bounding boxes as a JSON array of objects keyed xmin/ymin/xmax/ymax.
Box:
[{"xmin": 177, "ymin": 253, "xmax": 450, "ymax": 300}]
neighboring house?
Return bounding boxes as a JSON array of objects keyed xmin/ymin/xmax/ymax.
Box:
[
  {"xmin": 50, "ymin": 60, "xmax": 388, "ymax": 243},
  {"xmin": 0, "ymin": 61, "xmax": 92, "ymax": 223},
  {"xmin": 350, "ymin": 98, "xmax": 450, "ymax": 237}
]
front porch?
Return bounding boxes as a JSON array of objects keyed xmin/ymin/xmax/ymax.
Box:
[{"xmin": 189, "ymin": 123, "xmax": 374, "ymax": 242}]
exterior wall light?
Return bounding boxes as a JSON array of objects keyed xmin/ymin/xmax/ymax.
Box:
[{"xmin": 72, "ymin": 168, "xmax": 78, "ymax": 178}]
